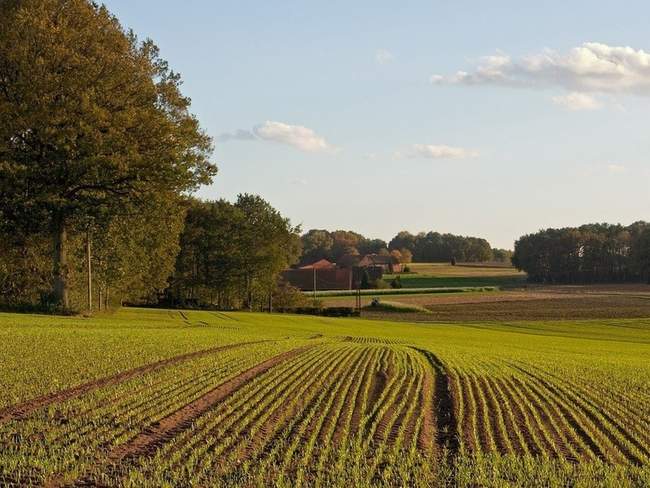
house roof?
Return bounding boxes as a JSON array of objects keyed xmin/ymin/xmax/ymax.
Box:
[{"xmin": 299, "ymin": 258, "xmax": 336, "ymax": 270}]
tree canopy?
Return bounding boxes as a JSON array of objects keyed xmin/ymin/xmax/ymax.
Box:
[
  {"xmin": 169, "ymin": 196, "xmax": 302, "ymax": 310},
  {"xmin": 512, "ymin": 222, "xmax": 650, "ymax": 283},
  {"xmin": 0, "ymin": 0, "xmax": 216, "ymax": 308}
]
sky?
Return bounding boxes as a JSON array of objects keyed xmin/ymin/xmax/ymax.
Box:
[{"xmin": 103, "ymin": 0, "xmax": 650, "ymax": 249}]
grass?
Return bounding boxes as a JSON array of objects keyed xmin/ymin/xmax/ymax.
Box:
[
  {"xmin": 0, "ymin": 308, "xmax": 648, "ymax": 486},
  {"xmin": 308, "ymin": 286, "xmax": 497, "ymax": 298},
  {"xmin": 388, "ymin": 262, "xmax": 527, "ymax": 289}
]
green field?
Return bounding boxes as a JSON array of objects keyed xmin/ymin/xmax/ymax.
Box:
[
  {"xmin": 385, "ymin": 263, "xmax": 527, "ymax": 289},
  {"xmin": 1, "ymin": 309, "xmax": 649, "ymax": 486}
]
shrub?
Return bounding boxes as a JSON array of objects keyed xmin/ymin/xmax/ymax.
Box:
[{"xmin": 372, "ymin": 279, "xmax": 389, "ymax": 289}]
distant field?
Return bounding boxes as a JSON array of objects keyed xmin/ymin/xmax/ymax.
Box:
[
  {"xmin": 386, "ymin": 262, "xmax": 526, "ymax": 289},
  {"xmin": 339, "ymin": 284, "xmax": 650, "ymax": 322},
  {"xmin": 310, "ymin": 286, "xmax": 496, "ymax": 298},
  {"xmin": 1, "ymin": 308, "xmax": 649, "ymax": 486}
]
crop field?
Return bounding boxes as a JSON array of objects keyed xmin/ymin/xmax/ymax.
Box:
[
  {"xmin": 386, "ymin": 263, "xmax": 526, "ymax": 289},
  {"xmin": 1, "ymin": 309, "xmax": 650, "ymax": 486}
]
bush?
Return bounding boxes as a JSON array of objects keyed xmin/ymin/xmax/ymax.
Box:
[
  {"xmin": 274, "ymin": 306, "xmax": 359, "ymax": 317},
  {"xmin": 371, "ymin": 278, "xmax": 389, "ymax": 289},
  {"xmin": 272, "ymin": 282, "xmax": 310, "ymax": 309},
  {"xmin": 390, "ymin": 276, "xmax": 403, "ymax": 289}
]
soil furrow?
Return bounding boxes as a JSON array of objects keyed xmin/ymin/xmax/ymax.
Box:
[
  {"xmin": 0, "ymin": 341, "xmax": 265, "ymax": 424},
  {"xmin": 71, "ymin": 345, "xmax": 313, "ymax": 486},
  {"xmin": 411, "ymin": 348, "xmax": 459, "ymax": 458}
]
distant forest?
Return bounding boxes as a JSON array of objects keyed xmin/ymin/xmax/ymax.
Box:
[
  {"xmin": 300, "ymin": 229, "xmax": 512, "ymax": 266},
  {"xmin": 512, "ymin": 222, "xmax": 650, "ymax": 284}
]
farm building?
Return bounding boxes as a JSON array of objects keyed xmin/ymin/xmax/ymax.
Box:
[
  {"xmin": 281, "ymin": 267, "xmax": 353, "ymax": 291},
  {"xmin": 282, "ymin": 256, "xmax": 389, "ymax": 291},
  {"xmin": 299, "ymin": 259, "xmax": 336, "ymax": 270},
  {"xmin": 358, "ymin": 254, "xmax": 402, "ymax": 273}
]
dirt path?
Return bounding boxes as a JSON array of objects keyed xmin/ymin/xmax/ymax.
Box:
[
  {"xmin": 411, "ymin": 348, "xmax": 459, "ymax": 458},
  {"xmin": 0, "ymin": 341, "xmax": 266, "ymax": 424}
]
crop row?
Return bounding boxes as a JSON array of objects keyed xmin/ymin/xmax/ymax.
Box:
[
  {"xmin": 448, "ymin": 356, "xmax": 649, "ymax": 465},
  {"xmin": 0, "ymin": 340, "xmax": 297, "ymax": 486},
  {"xmin": 84, "ymin": 342, "xmax": 436, "ymax": 487}
]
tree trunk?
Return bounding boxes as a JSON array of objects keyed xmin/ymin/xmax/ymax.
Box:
[
  {"xmin": 52, "ymin": 216, "xmax": 70, "ymax": 309},
  {"xmin": 86, "ymin": 230, "xmax": 92, "ymax": 313}
]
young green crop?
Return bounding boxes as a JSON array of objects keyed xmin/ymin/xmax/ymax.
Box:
[{"xmin": 0, "ymin": 308, "xmax": 649, "ymax": 486}]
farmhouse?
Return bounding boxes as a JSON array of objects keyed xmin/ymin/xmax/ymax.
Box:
[
  {"xmin": 358, "ymin": 253, "xmax": 402, "ymax": 274},
  {"xmin": 281, "ymin": 266, "xmax": 353, "ymax": 291},
  {"xmin": 281, "ymin": 254, "xmax": 398, "ymax": 291}
]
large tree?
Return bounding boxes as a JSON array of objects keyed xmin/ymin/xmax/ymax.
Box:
[{"xmin": 0, "ymin": 0, "xmax": 215, "ymax": 308}]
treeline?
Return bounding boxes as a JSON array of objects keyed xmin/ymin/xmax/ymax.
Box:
[
  {"xmin": 512, "ymin": 222, "xmax": 650, "ymax": 284},
  {"xmin": 300, "ymin": 229, "xmax": 509, "ymax": 265},
  {"xmin": 300, "ymin": 230, "xmax": 400, "ymax": 265}
]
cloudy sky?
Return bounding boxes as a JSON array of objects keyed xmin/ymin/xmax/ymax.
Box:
[{"xmin": 104, "ymin": 0, "xmax": 650, "ymax": 249}]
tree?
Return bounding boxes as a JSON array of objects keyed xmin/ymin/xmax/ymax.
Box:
[
  {"xmin": 513, "ymin": 222, "xmax": 650, "ymax": 284},
  {"xmin": 0, "ymin": 0, "xmax": 216, "ymax": 308},
  {"xmin": 389, "ymin": 231, "xmax": 417, "ymax": 255},
  {"xmin": 331, "ymin": 230, "xmax": 365, "ymax": 261},
  {"xmin": 170, "ymin": 196, "xmax": 301, "ymax": 310},
  {"xmin": 399, "ymin": 248, "xmax": 413, "ymax": 263},
  {"xmin": 358, "ymin": 238, "xmax": 388, "ymax": 256},
  {"xmin": 632, "ymin": 227, "xmax": 650, "ymax": 284},
  {"xmin": 390, "ymin": 249, "xmax": 403, "ymax": 263},
  {"xmin": 300, "ymin": 229, "xmax": 334, "ymax": 265}
]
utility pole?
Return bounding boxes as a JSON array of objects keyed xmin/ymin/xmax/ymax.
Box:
[
  {"xmin": 313, "ymin": 268, "xmax": 317, "ymax": 302},
  {"xmin": 86, "ymin": 228, "xmax": 92, "ymax": 313}
]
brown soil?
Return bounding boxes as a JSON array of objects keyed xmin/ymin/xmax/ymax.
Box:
[{"xmin": 0, "ymin": 341, "xmax": 266, "ymax": 424}]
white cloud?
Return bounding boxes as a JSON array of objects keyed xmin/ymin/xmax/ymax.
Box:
[
  {"xmin": 376, "ymin": 49, "xmax": 394, "ymax": 65},
  {"xmin": 432, "ymin": 42, "xmax": 650, "ymax": 95},
  {"xmin": 253, "ymin": 121, "xmax": 333, "ymax": 153},
  {"xmin": 217, "ymin": 121, "xmax": 334, "ymax": 153},
  {"xmin": 290, "ymin": 177, "xmax": 308, "ymax": 186},
  {"xmin": 216, "ymin": 129, "xmax": 256, "ymax": 142},
  {"xmin": 607, "ymin": 164, "xmax": 627, "ymax": 174},
  {"xmin": 400, "ymin": 144, "xmax": 478, "ymax": 160},
  {"xmin": 552, "ymin": 92, "xmax": 602, "ymax": 111}
]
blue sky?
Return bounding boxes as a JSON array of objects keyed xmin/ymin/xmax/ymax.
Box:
[{"xmin": 104, "ymin": 1, "xmax": 650, "ymax": 249}]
